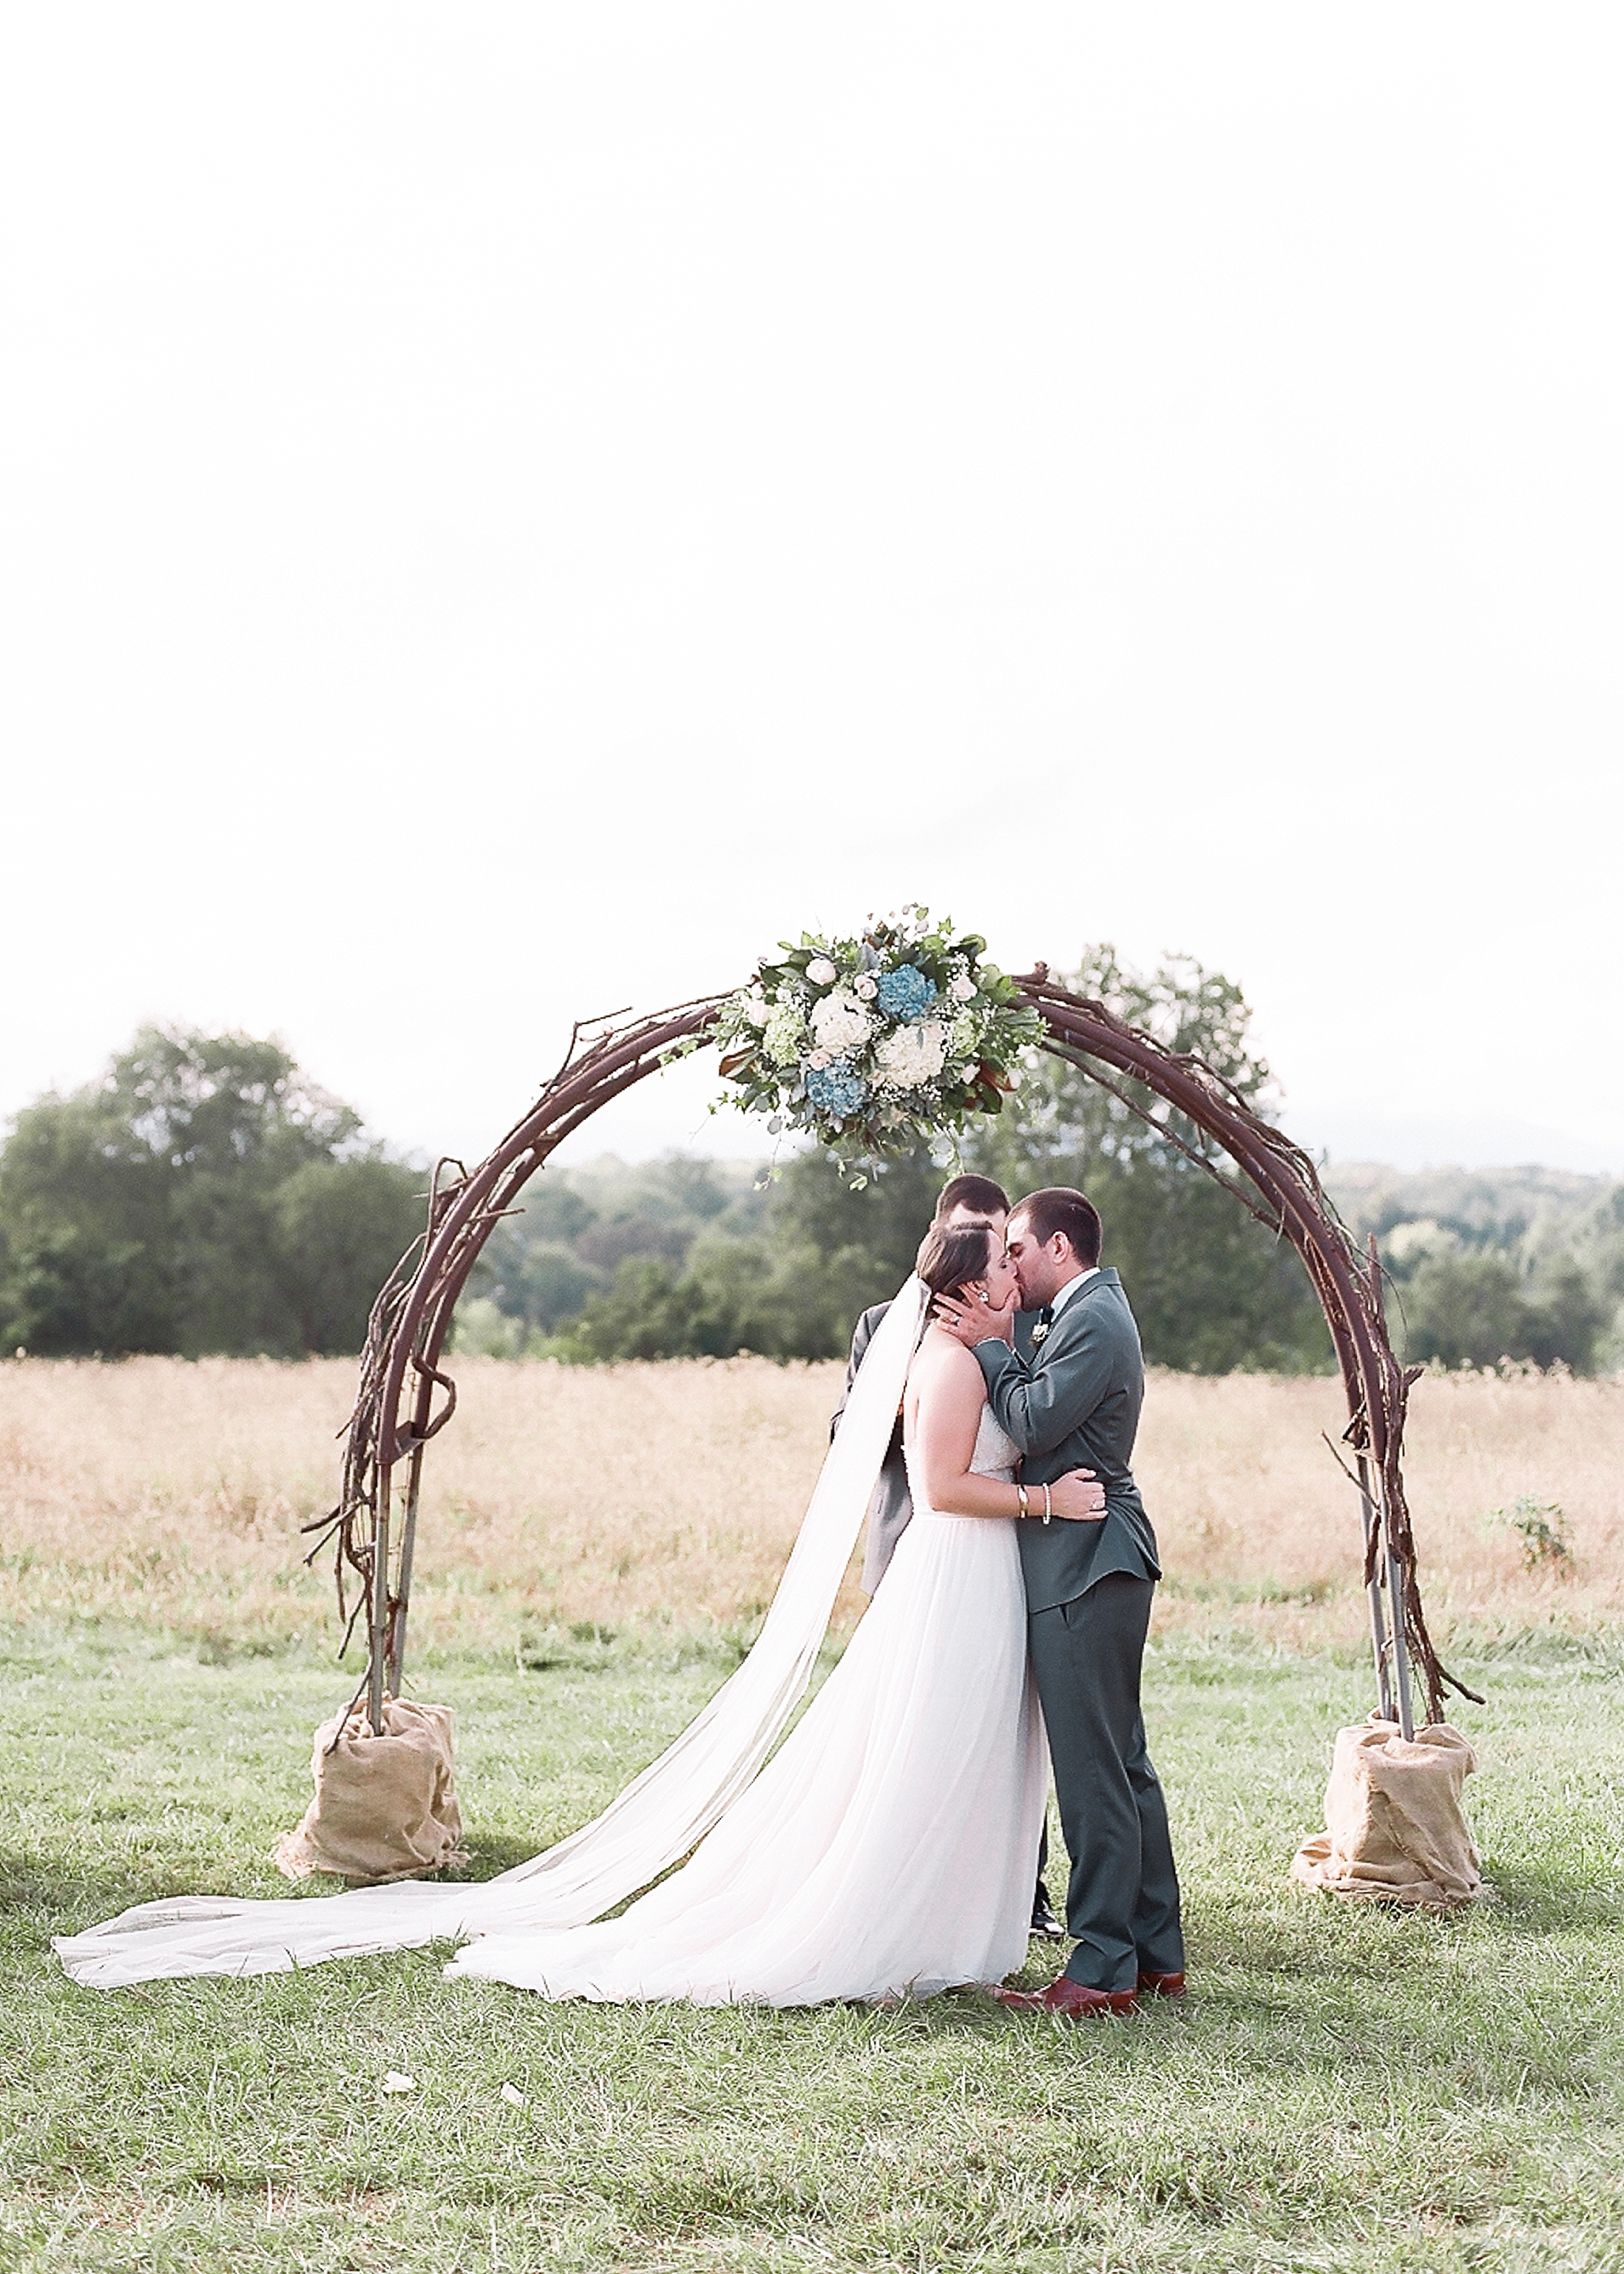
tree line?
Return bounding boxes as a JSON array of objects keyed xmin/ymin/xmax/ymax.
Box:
[
  {"xmin": 1329, "ymin": 1161, "xmax": 1622, "ymax": 1375},
  {"xmin": 4, "ymin": 960, "xmax": 1618, "ymax": 1372},
  {"xmin": 0, "ymin": 1030, "xmax": 423, "ymax": 1358}
]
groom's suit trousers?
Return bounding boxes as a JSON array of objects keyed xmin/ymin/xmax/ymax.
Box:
[{"xmin": 1027, "ymin": 1573, "xmax": 1185, "ymax": 1992}]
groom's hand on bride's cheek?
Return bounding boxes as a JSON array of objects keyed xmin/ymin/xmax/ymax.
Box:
[
  {"xmin": 931, "ymin": 1293, "xmax": 977, "ymax": 1344},
  {"xmin": 934, "ymin": 1291, "xmax": 1013, "ymax": 1347}
]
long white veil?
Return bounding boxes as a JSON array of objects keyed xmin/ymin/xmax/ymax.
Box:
[{"xmin": 55, "ymin": 1277, "xmax": 930, "ymax": 1988}]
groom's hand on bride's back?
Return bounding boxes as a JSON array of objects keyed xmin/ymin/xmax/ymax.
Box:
[{"xmin": 932, "ymin": 1289, "xmax": 1017, "ymax": 1347}]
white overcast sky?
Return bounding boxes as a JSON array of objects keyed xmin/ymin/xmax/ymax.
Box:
[{"xmin": 3, "ymin": 6, "xmax": 1620, "ymax": 1176}]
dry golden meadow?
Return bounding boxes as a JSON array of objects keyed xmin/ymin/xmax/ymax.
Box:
[{"xmin": 1, "ymin": 1352, "xmax": 1618, "ymax": 1661}]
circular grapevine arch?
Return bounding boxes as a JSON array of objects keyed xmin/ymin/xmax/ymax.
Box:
[{"xmin": 308, "ymin": 978, "xmax": 1474, "ymax": 1744}]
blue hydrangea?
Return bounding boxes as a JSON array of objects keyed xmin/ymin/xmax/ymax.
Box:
[
  {"xmin": 805, "ymin": 1062, "xmax": 870, "ymax": 1119},
  {"xmin": 875, "ymin": 963, "xmax": 938, "ymax": 1022}
]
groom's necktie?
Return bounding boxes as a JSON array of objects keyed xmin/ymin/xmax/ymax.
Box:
[{"xmin": 1031, "ymin": 1303, "xmax": 1055, "ymax": 1346}]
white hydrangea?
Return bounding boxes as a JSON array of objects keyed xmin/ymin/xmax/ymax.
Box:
[
  {"xmin": 762, "ymin": 1002, "xmax": 807, "ymax": 1066},
  {"xmin": 811, "ymin": 989, "xmax": 873, "ymax": 1057},
  {"xmin": 875, "ymin": 1019, "xmax": 948, "ymax": 1090},
  {"xmin": 806, "ymin": 957, "xmax": 837, "ymax": 987}
]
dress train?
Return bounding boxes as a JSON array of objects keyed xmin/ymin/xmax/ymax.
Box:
[
  {"xmin": 451, "ymin": 1407, "xmax": 1046, "ymax": 2004},
  {"xmin": 54, "ymin": 1286, "xmax": 1044, "ymax": 2004}
]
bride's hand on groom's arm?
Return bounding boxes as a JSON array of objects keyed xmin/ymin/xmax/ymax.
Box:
[
  {"xmin": 933, "ymin": 1290, "xmax": 1016, "ymax": 1348},
  {"xmin": 1047, "ymin": 1468, "xmax": 1108, "ymax": 1522}
]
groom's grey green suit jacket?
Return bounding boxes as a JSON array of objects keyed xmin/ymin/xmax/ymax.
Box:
[{"xmin": 974, "ymin": 1268, "xmax": 1159, "ymax": 1611}]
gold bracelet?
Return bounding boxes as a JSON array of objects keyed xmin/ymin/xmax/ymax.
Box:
[
  {"xmin": 1017, "ymin": 1483, "xmax": 1030, "ymax": 1519},
  {"xmin": 1042, "ymin": 1481, "xmax": 1052, "ymax": 1526}
]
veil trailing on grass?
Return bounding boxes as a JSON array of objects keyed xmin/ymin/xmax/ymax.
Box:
[{"xmin": 54, "ymin": 1278, "xmax": 931, "ymax": 1988}]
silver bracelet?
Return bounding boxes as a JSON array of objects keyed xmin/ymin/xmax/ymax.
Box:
[{"xmin": 1042, "ymin": 1481, "xmax": 1052, "ymax": 1526}]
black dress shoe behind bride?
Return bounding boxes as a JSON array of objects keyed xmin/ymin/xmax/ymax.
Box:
[{"xmin": 1030, "ymin": 1885, "xmax": 1065, "ymax": 1940}]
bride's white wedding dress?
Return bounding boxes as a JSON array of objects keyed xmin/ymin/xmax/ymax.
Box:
[
  {"xmin": 449, "ymin": 1403, "xmax": 1045, "ymax": 2004},
  {"xmin": 55, "ymin": 1279, "xmax": 1044, "ymax": 2004}
]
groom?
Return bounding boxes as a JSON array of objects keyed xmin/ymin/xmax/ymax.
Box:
[{"xmin": 938, "ymin": 1187, "xmax": 1186, "ymax": 2017}]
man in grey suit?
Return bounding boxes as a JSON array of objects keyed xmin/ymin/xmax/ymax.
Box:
[
  {"xmin": 937, "ymin": 1186, "xmax": 1186, "ymax": 2017},
  {"xmin": 831, "ymin": 1171, "xmax": 1066, "ymax": 1943}
]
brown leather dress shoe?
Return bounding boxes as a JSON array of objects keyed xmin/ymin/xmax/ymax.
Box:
[
  {"xmin": 994, "ymin": 1977, "xmax": 1138, "ymax": 2017},
  {"xmin": 1136, "ymin": 1969, "xmax": 1186, "ymax": 1998}
]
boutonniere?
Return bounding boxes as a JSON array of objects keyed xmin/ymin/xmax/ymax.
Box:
[{"xmin": 1030, "ymin": 1321, "xmax": 1050, "ymax": 1345}]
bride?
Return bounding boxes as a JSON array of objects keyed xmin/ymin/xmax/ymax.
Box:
[{"xmin": 56, "ymin": 1221, "xmax": 1104, "ymax": 2004}]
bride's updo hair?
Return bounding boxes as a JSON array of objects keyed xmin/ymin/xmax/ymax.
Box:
[{"xmin": 914, "ymin": 1218, "xmax": 995, "ymax": 1300}]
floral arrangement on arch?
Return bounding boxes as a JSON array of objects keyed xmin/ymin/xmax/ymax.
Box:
[{"xmin": 706, "ymin": 908, "xmax": 1044, "ymax": 1173}]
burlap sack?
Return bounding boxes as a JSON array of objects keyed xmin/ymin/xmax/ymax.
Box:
[
  {"xmin": 273, "ymin": 1697, "xmax": 466, "ymax": 1883},
  {"xmin": 1291, "ymin": 1718, "xmax": 1484, "ymax": 1909}
]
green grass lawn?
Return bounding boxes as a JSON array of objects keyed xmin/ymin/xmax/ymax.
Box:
[{"xmin": 2, "ymin": 1625, "xmax": 1621, "ymax": 2273}]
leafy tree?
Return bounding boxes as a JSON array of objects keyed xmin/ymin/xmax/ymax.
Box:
[
  {"xmin": 1397, "ymin": 1252, "xmax": 1607, "ymax": 1373},
  {"xmin": 0, "ymin": 1027, "xmax": 422, "ymax": 1356},
  {"xmin": 515, "ymin": 1177, "xmax": 599, "ymax": 1247},
  {"xmin": 272, "ymin": 1156, "xmax": 425, "ymax": 1356},
  {"xmin": 649, "ymin": 1156, "xmax": 735, "ymax": 1222},
  {"xmin": 1575, "ymin": 1184, "xmax": 1624, "ymax": 1368},
  {"xmin": 576, "ymin": 1214, "xmax": 693, "ymax": 1273},
  {"xmin": 0, "ymin": 1087, "xmax": 175, "ymax": 1353},
  {"xmin": 767, "ymin": 1148, "xmax": 951, "ymax": 1309},
  {"xmin": 551, "ymin": 1235, "xmax": 877, "ymax": 1364},
  {"xmin": 960, "ymin": 948, "xmax": 1332, "ymax": 1373},
  {"xmin": 476, "ymin": 1238, "xmax": 603, "ymax": 1337},
  {"xmin": 1333, "ymin": 1167, "xmax": 1621, "ymax": 1374},
  {"xmin": 1328, "ymin": 1162, "xmax": 1605, "ymax": 1252}
]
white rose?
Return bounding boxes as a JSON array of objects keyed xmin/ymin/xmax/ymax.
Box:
[
  {"xmin": 811, "ymin": 990, "xmax": 873, "ymax": 1057},
  {"xmin": 948, "ymin": 973, "xmax": 978, "ymax": 1003},
  {"xmin": 874, "ymin": 1021, "xmax": 948, "ymax": 1090},
  {"xmin": 853, "ymin": 974, "xmax": 879, "ymax": 1001},
  {"xmin": 806, "ymin": 957, "xmax": 837, "ymax": 987},
  {"xmin": 806, "ymin": 1048, "xmax": 832, "ymax": 1070},
  {"xmin": 745, "ymin": 996, "xmax": 771, "ymax": 1027}
]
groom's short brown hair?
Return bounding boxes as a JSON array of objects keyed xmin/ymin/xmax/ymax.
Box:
[
  {"xmin": 1012, "ymin": 1187, "xmax": 1103, "ymax": 1269},
  {"xmin": 934, "ymin": 1174, "xmax": 1009, "ymax": 1221}
]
